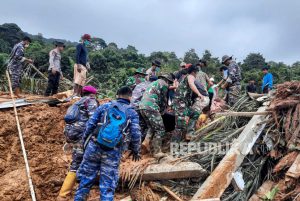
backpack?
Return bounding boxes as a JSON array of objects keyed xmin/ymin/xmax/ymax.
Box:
[
  {"xmin": 97, "ymin": 101, "xmax": 130, "ymax": 149},
  {"xmin": 64, "ymin": 97, "xmax": 89, "ymax": 124}
]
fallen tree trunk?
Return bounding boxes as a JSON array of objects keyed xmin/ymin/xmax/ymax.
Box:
[{"xmin": 191, "ymin": 106, "xmax": 268, "ymax": 200}]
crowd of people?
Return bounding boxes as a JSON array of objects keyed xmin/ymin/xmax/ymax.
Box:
[{"xmin": 6, "ymin": 34, "xmax": 274, "ymax": 201}]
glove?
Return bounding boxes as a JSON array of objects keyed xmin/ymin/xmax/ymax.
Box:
[{"xmin": 130, "ymin": 151, "xmax": 141, "ymax": 162}]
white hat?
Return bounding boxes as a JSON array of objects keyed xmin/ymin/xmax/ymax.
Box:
[
  {"xmin": 180, "ymin": 62, "xmax": 186, "ymax": 67},
  {"xmin": 209, "ymin": 77, "xmax": 215, "ymax": 82}
]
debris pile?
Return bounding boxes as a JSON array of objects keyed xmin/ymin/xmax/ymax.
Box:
[{"xmin": 0, "ymin": 81, "xmax": 299, "ymax": 201}]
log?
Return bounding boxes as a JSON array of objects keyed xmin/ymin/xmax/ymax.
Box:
[
  {"xmin": 215, "ymin": 111, "xmax": 270, "ymax": 117},
  {"xmin": 191, "ymin": 106, "xmax": 268, "ymax": 200},
  {"xmin": 140, "ymin": 162, "xmax": 208, "ymax": 181},
  {"xmin": 247, "ymin": 92, "xmax": 266, "ymax": 99},
  {"xmin": 286, "ymin": 153, "xmax": 300, "ymax": 179}
]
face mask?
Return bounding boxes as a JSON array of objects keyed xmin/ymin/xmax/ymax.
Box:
[
  {"xmin": 24, "ymin": 44, "xmax": 29, "ymax": 48},
  {"xmin": 84, "ymin": 40, "xmax": 90, "ymax": 46}
]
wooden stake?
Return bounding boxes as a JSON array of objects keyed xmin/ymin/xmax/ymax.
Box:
[{"xmin": 6, "ymin": 71, "xmax": 37, "ymax": 201}]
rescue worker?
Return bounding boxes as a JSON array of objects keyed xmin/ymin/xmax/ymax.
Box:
[
  {"xmin": 261, "ymin": 66, "xmax": 273, "ymax": 93},
  {"xmin": 45, "ymin": 41, "xmax": 65, "ymax": 96},
  {"xmin": 221, "ymin": 55, "xmax": 242, "ymax": 106},
  {"xmin": 7, "ymin": 36, "xmax": 33, "ymax": 97},
  {"xmin": 74, "ymin": 86, "xmax": 141, "ymax": 201},
  {"xmin": 174, "ymin": 62, "xmax": 188, "ymax": 83},
  {"xmin": 246, "ymin": 79, "xmax": 257, "ymax": 93},
  {"xmin": 146, "ymin": 60, "xmax": 161, "ymax": 81},
  {"xmin": 125, "ymin": 67, "xmax": 148, "ymax": 90},
  {"xmin": 131, "ymin": 75, "xmax": 158, "ymax": 145},
  {"xmin": 73, "ymin": 34, "xmax": 92, "ymax": 96},
  {"xmin": 139, "ymin": 74, "xmax": 174, "ymax": 158},
  {"xmin": 58, "ymin": 86, "xmax": 99, "ymax": 200},
  {"xmin": 172, "ymin": 65, "xmax": 207, "ymax": 141}
]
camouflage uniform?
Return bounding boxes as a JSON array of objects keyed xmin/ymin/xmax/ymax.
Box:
[
  {"xmin": 226, "ymin": 61, "xmax": 242, "ymax": 106},
  {"xmin": 64, "ymin": 96, "xmax": 98, "ymax": 172},
  {"xmin": 131, "ymin": 81, "xmax": 151, "ymax": 140},
  {"xmin": 74, "ymin": 98, "xmax": 141, "ymax": 201},
  {"xmin": 126, "ymin": 76, "xmax": 146, "ymax": 90},
  {"xmin": 139, "ymin": 79, "xmax": 169, "ymax": 140},
  {"xmin": 173, "ymin": 76, "xmax": 208, "ymax": 140},
  {"xmin": 7, "ymin": 42, "xmax": 26, "ymax": 90}
]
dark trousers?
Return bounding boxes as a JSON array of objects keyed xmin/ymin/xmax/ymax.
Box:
[
  {"xmin": 45, "ymin": 71, "xmax": 60, "ymax": 96},
  {"xmin": 208, "ymin": 92, "xmax": 214, "ymax": 109}
]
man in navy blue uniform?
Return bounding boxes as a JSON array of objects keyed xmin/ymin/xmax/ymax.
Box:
[{"xmin": 74, "ymin": 86, "xmax": 141, "ymax": 201}]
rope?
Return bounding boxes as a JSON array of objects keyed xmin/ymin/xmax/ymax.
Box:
[{"xmin": 5, "ymin": 70, "xmax": 37, "ymax": 201}]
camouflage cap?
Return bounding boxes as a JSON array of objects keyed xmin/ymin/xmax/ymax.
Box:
[
  {"xmin": 134, "ymin": 67, "xmax": 147, "ymax": 75},
  {"xmin": 158, "ymin": 73, "xmax": 174, "ymax": 83},
  {"xmin": 222, "ymin": 55, "xmax": 232, "ymax": 64}
]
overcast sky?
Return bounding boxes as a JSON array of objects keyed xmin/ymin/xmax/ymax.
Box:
[{"xmin": 1, "ymin": 0, "xmax": 299, "ymax": 64}]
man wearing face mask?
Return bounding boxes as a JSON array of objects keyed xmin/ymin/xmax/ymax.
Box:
[
  {"xmin": 7, "ymin": 36, "xmax": 33, "ymax": 98},
  {"xmin": 73, "ymin": 34, "xmax": 92, "ymax": 96}
]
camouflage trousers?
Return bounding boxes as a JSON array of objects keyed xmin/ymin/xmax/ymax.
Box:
[
  {"xmin": 137, "ymin": 109, "xmax": 148, "ymax": 141},
  {"xmin": 227, "ymin": 85, "xmax": 241, "ymax": 107},
  {"xmin": 140, "ymin": 109, "xmax": 165, "ymax": 139},
  {"xmin": 173, "ymin": 96, "xmax": 209, "ymax": 140},
  {"xmin": 70, "ymin": 141, "xmax": 84, "ymax": 172},
  {"xmin": 74, "ymin": 140, "xmax": 122, "ymax": 201},
  {"xmin": 8, "ymin": 64, "xmax": 22, "ymax": 90}
]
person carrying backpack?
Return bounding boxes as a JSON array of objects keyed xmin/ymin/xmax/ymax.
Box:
[
  {"xmin": 74, "ymin": 86, "xmax": 141, "ymax": 201},
  {"xmin": 58, "ymin": 86, "xmax": 99, "ymax": 200}
]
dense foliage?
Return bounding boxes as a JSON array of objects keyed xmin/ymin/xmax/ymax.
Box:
[{"xmin": 0, "ymin": 23, "xmax": 299, "ymax": 96}]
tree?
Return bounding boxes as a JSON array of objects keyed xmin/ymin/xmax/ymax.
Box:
[
  {"xmin": 242, "ymin": 53, "xmax": 266, "ymax": 71},
  {"xmin": 183, "ymin": 49, "xmax": 199, "ymax": 64},
  {"xmin": 91, "ymin": 37, "xmax": 107, "ymax": 50}
]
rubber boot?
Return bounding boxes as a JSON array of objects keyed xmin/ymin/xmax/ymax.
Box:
[
  {"xmin": 58, "ymin": 171, "xmax": 77, "ymax": 199},
  {"xmin": 141, "ymin": 130, "xmax": 153, "ymax": 154},
  {"xmin": 186, "ymin": 118, "xmax": 197, "ymax": 141},
  {"xmin": 152, "ymin": 137, "xmax": 167, "ymax": 159},
  {"xmin": 171, "ymin": 130, "xmax": 183, "ymax": 142}
]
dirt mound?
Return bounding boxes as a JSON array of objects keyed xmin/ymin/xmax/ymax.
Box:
[{"xmin": 0, "ymin": 103, "xmax": 71, "ymax": 201}]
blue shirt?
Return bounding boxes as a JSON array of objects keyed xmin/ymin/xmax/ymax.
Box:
[
  {"xmin": 262, "ymin": 72, "xmax": 273, "ymax": 90},
  {"xmin": 76, "ymin": 43, "xmax": 88, "ymax": 66}
]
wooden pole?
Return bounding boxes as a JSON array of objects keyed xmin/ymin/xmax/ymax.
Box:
[
  {"xmin": 215, "ymin": 111, "xmax": 270, "ymax": 117},
  {"xmin": 6, "ymin": 71, "xmax": 37, "ymax": 201}
]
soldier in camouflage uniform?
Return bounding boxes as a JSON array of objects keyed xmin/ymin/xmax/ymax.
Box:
[
  {"xmin": 172, "ymin": 65, "xmax": 207, "ymax": 141},
  {"xmin": 131, "ymin": 76, "xmax": 158, "ymax": 140},
  {"xmin": 74, "ymin": 86, "xmax": 141, "ymax": 201},
  {"xmin": 58, "ymin": 86, "xmax": 99, "ymax": 199},
  {"xmin": 7, "ymin": 36, "xmax": 33, "ymax": 97},
  {"xmin": 221, "ymin": 55, "xmax": 242, "ymax": 106},
  {"xmin": 125, "ymin": 67, "xmax": 147, "ymax": 90},
  {"xmin": 139, "ymin": 74, "xmax": 174, "ymax": 158}
]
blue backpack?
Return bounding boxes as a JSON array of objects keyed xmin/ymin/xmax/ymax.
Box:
[
  {"xmin": 64, "ymin": 97, "xmax": 88, "ymax": 124},
  {"xmin": 97, "ymin": 101, "xmax": 130, "ymax": 148}
]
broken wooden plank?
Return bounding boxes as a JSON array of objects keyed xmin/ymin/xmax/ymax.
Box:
[
  {"xmin": 141, "ymin": 162, "xmax": 208, "ymax": 181},
  {"xmin": 273, "ymin": 151, "xmax": 298, "ymax": 173},
  {"xmin": 191, "ymin": 106, "xmax": 268, "ymax": 200},
  {"xmin": 119, "ymin": 196, "xmax": 132, "ymax": 201},
  {"xmin": 286, "ymin": 153, "xmax": 300, "ymax": 179},
  {"xmin": 215, "ymin": 111, "xmax": 270, "ymax": 117}
]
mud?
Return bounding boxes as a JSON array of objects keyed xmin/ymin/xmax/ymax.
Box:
[{"xmin": 0, "ymin": 103, "xmax": 71, "ymax": 201}]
